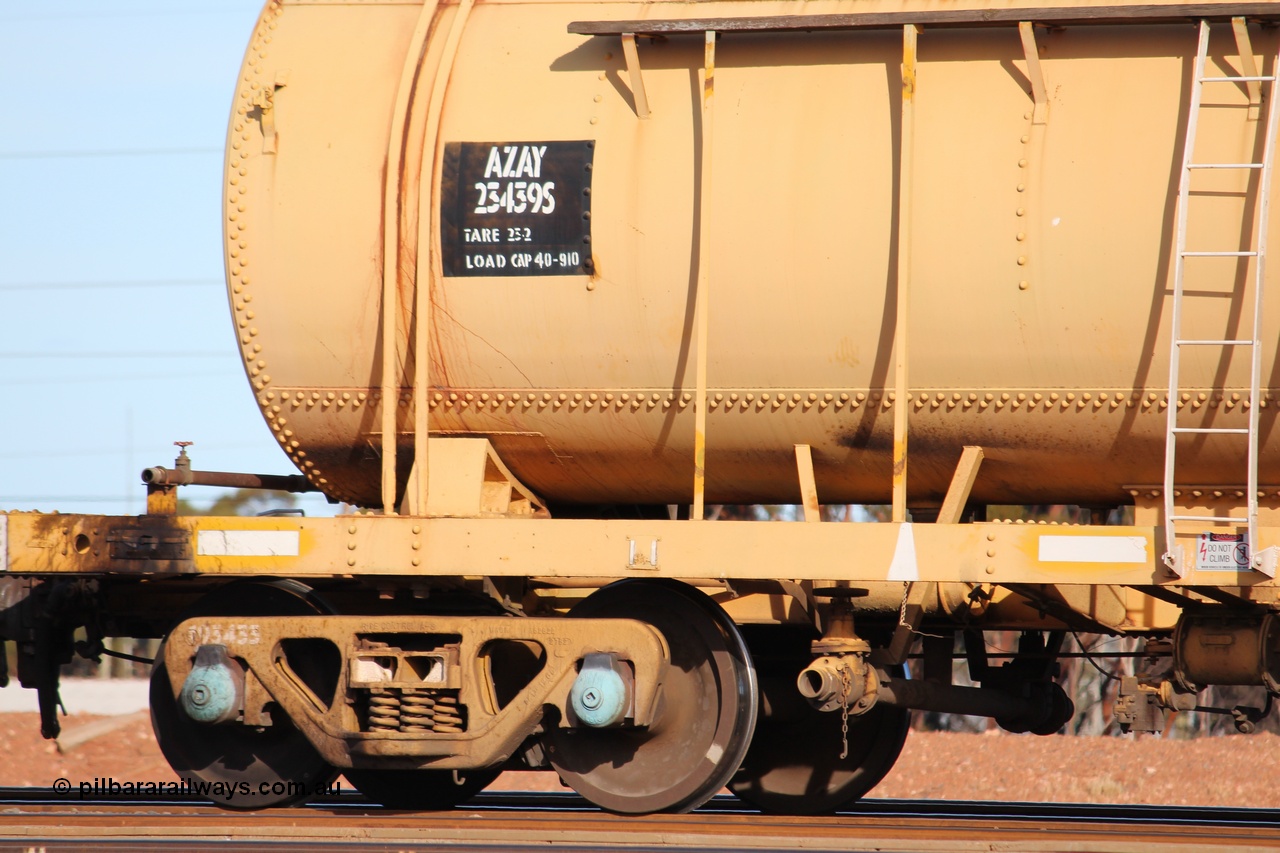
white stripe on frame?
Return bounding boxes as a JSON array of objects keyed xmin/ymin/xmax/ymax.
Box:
[
  {"xmin": 197, "ymin": 529, "xmax": 300, "ymax": 558},
  {"xmin": 1038, "ymin": 535, "xmax": 1147, "ymax": 564}
]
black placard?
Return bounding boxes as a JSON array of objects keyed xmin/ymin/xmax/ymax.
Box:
[{"xmin": 441, "ymin": 141, "xmax": 594, "ymax": 277}]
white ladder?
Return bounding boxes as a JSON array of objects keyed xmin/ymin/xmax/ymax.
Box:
[{"xmin": 1164, "ymin": 19, "xmax": 1280, "ymax": 578}]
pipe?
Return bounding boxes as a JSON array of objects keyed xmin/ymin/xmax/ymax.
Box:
[
  {"xmin": 141, "ymin": 467, "xmax": 318, "ymax": 493},
  {"xmin": 875, "ymin": 672, "xmax": 1032, "ymax": 718},
  {"xmin": 874, "ymin": 669, "xmax": 1073, "ymax": 735}
]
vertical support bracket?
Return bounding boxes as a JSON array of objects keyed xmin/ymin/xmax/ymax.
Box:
[
  {"xmin": 380, "ymin": 106, "xmax": 409, "ymax": 516},
  {"xmin": 1018, "ymin": 22, "xmax": 1049, "ymax": 125},
  {"xmin": 795, "ymin": 445, "xmax": 820, "ymax": 522},
  {"xmin": 380, "ymin": 0, "xmax": 444, "ymax": 516},
  {"xmin": 691, "ymin": 30, "xmax": 716, "ymax": 521},
  {"xmin": 1232, "ymin": 16, "xmax": 1263, "ymax": 122},
  {"xmin": 411, "ymin": 0, "xmax": 477, "ymax": 516},
  {"xmin": 621, "ymin": 34, "xmax": 651, "ymax": 119},
  {"xmin": 892, "ymin": 24, "xmax": 917, "ymax": 524}
]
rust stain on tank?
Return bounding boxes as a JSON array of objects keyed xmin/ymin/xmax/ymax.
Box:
[
  {"xmin": 832, "ymin": 337, "xmax": 861, "ymax": 369},
  {"xmin": 838, "ymin": 421, "xmax": 891, "ymax": 453}
]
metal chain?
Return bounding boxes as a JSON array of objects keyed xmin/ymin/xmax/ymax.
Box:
[
  {"xmin": 895, "ymin": 582, "xmax": 950, "ymax": 640},
  {"xmin": 839, "ymin": 664, "xmax": 851, "ymax": 760},
  {"xmin": 895, "ymin": 582, "xmax": 911, "ymax": 630}
]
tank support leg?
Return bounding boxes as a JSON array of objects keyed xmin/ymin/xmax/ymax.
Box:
[
  {"xmin": 620, "ymin": 34, "xmax": 650, "ymax": 119},
  {"xmin": 1018, "ymin": 22, "xmax": 1050, "ymax": 125},
  {"xmin": 1231, "ymin": 17, "xmax": 1263, "ymax": 112},
  {"xmin": 795, "ymin": 445, "xmax": 820, "ymax": 522}
]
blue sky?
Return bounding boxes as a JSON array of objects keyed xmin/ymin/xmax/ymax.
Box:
[{"xmin": 0, "ymin": 1, "xmax": 335, "ymax": 516}]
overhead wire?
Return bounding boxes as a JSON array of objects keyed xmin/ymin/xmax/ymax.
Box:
[
  {"xmin": 0, "ymin": 7, "xmax": 247, "ymax": 24},
  {"xmin": 0, "ymin": 442, "xmax": 259, "ymax": 461},
  {"xmin": 0, "ymin": 496, "xmax": 142, "ymax": 504},
  {"xmin": 0, "ymin": 371, "xmax": 228, "ymax": 387},
  {"xmin": 0, "ymin": 352, "xmax": 225, "ymax": 359},
  {"xmin": 0, "ymin": 279, "xmax": 219, "ymax": 291},
  {"xmin": 0, "ymin": 147, "xmax": 221, "ymax": 159}
]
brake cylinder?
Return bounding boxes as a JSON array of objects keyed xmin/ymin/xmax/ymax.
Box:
[{"xmin": 1174, "ymin": 613, "xmax": 1280, "ymax": 693}]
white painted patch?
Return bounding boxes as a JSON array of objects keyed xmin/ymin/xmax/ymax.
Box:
[
  {"xmin": 705, "ymin": 742, "xmax": 724, "ymax": 764},
  {"xmin": 886, "ymin": 523, "xmax": 919, "ymax": 580},
  {"xmin": 196, "ymin": 530, "xmax": 300, "ymax": 558},
  {"xmin": 1038, "ymin": 535, "xmax": 1147, "ymax": 563},
  {"xmin": 0, "ymin": 515, "xmax": 7, "ymax": 572}
]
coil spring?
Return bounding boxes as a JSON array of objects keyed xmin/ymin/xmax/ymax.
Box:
[
  {"xmin": 399, "ymin": 689, "xmax": 434, "ymax": 732},
  {"xmin": 366, "ymin": 687, "xmax": 401, "ymax": 732},
  {"xmin": 425, "ymin": 691, "xmax": 464, "ymax": 733},
  {"xmin": 363, "ymin": 688, "xmax": 465, "ymax": 734}
]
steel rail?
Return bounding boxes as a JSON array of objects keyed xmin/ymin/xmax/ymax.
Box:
[
  {"xmin": 1, "ymin": 792, "xmax": 1278, "ymax": 852},
  {"xmin": 2, "ymin": 788, "xmax": 1278, "ymax": 825}
]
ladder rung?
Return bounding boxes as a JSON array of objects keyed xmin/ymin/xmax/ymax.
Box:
[
  {"xmin": 1188, "ymin": 163, "xmax": 1264, "ymax": 169},
  {"xmin": 1181, "ymin": 251, "xmax": 1259, "ymax": 257},
  {"xmin": 1176, "ymin": 339, "xmax": 1253, "ymax": 346},
  {"xmin": 1200, "ymin": 75, "xmax": 1277, "ymax": 83},
  {"xmin": 1171, "ymin": 427, "xmax": 1251, "ymax": 435},
  {"xmin": 1171, "ymin": 514, "xmax": 1249, "ymax": 523}
]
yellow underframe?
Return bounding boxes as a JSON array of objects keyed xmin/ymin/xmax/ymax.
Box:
[{"xmin": 3, "ymin": 512, "xmax": 1275, "ymax": 592}]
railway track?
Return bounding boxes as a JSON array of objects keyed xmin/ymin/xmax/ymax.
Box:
[{"xmin": 1, "ymin": 790, "xmax": 1277, "ymax": 852}]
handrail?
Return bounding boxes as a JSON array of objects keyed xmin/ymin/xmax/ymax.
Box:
[{"xmin": 569, "ymin": 3, "xmax": 1280, "ymax": 36}]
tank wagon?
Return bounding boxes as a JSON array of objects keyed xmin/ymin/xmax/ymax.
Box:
[{"xmin": 6, "ymin": 0, "xmax": 1280, "ymax": 814}]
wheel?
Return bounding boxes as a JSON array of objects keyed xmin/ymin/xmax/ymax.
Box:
[
  {"xmin": 344, "ymin": 767, "xmax": 500, "ymax": 810},
  {"xmin": 150, "ymin": 580, "xmax": 339, "ymax": 809},
  {"xmin": 728, "ymin": 628, "xmax": 909, "ymax": 815},
  {"xmin": 543, "ymin": 579, "xmax": 758, "ymax": 814},
  {"xmin": 729, "ymin": 696, "xmax": 908, "ymax": 814}
]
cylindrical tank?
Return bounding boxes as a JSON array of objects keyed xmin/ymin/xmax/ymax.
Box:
[{"xmin": 225, "ymin": 0, "xmax": 1280, "ymax": 509}]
